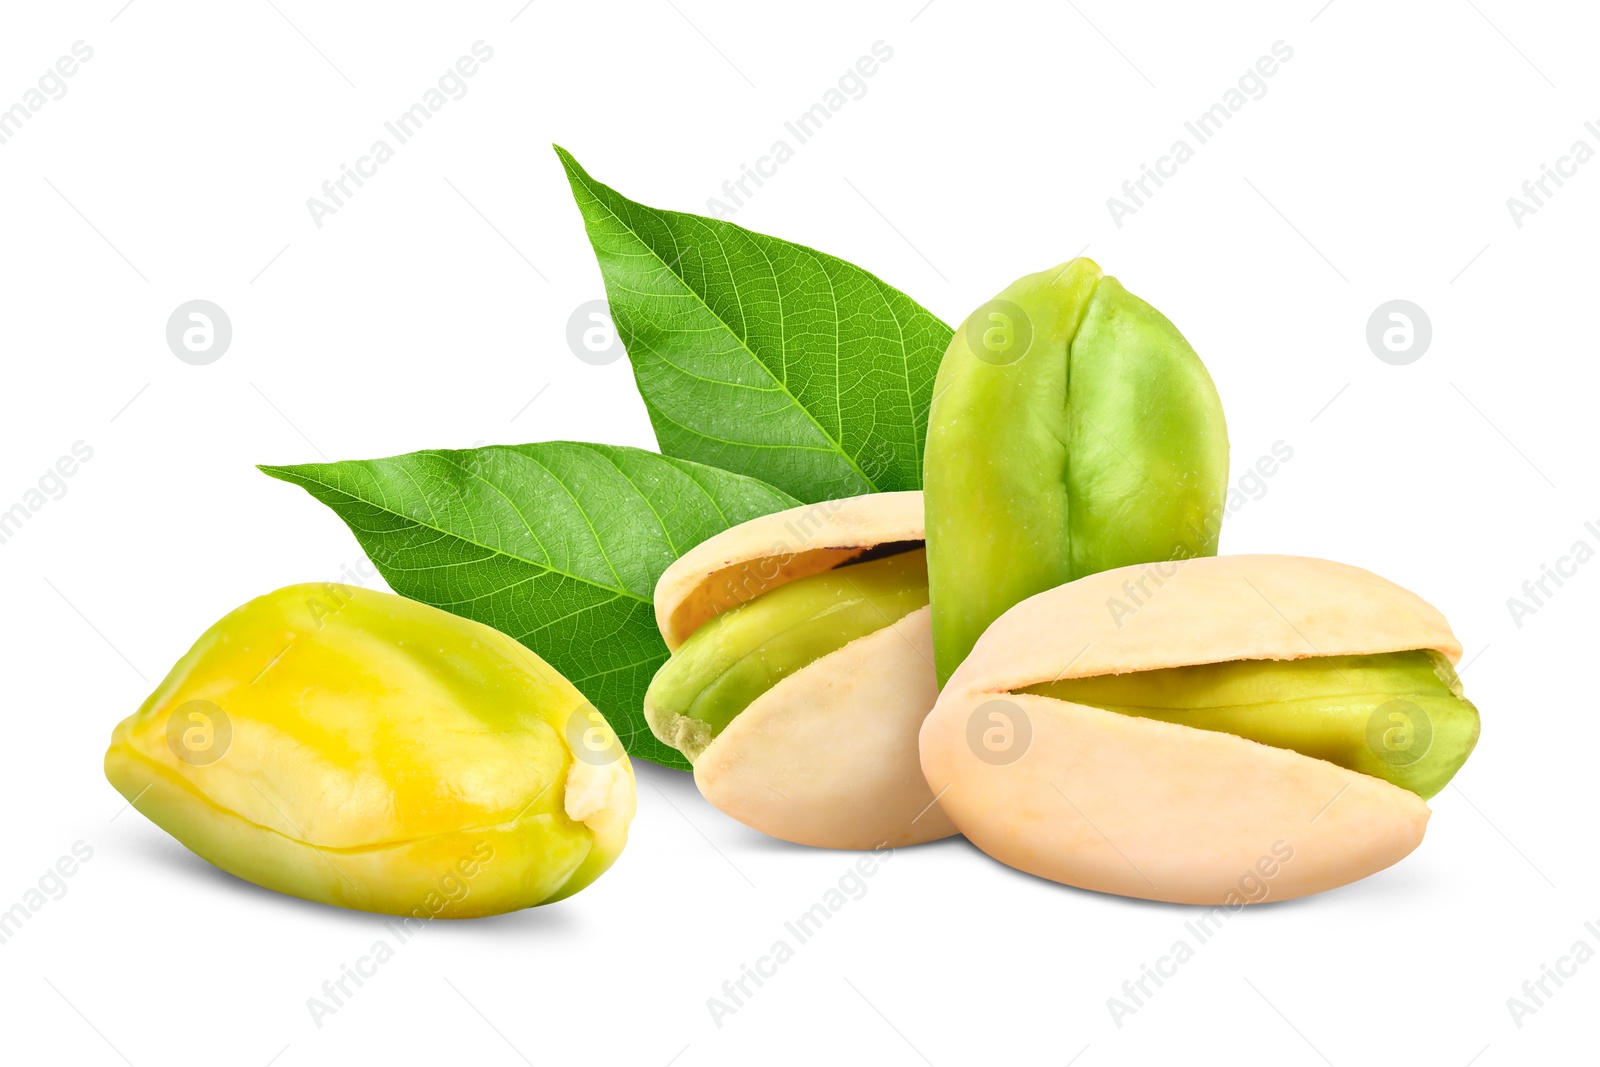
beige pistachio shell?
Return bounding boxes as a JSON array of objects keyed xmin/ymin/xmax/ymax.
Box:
[
  {"xmin": 655, "ymin": 490, "xmax": 925, "ymax": 650},
  {"xmin": 919, "ymin": 554, "xmax": 1457, "ymax": 903},
  {"xmin": 695, "ymin": 605, "xmax": 956, "ymax": 848},
  {"xmin": 654, "ymin": 490, "xmax": 955, "ymax": 848}
]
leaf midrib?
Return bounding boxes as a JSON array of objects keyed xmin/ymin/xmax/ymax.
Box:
[{"xmin": 565, "ymin": 160, "xmax": 880, "ymax": 495}]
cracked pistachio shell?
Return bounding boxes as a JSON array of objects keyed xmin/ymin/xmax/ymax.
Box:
[
  {"xmin": 924, "ymin": 257, "xmax": 1229, "ymax": 685},
  {"xmin": 919, "ymin": 555, "xmax": 1463, "ymax": 904},
  {"xmin": 649, "ymin": 491, "xmax": 956, "ymax": 849},
  {"xmin": 105, "ymin": 584, "xmax": 635, "ymax": 917}
]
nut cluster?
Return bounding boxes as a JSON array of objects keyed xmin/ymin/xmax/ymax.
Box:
[
  {"xmin": 105, "ymin": 256, "xmax": 1480, "ymax": 914},
  {"xmin": 641, "ymin": 258, "xmax": 1479, "ymax": 904}
]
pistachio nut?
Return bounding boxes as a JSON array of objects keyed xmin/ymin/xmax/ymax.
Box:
[
  {"xmin": 918, "ymin": 554, "xmax": 1480, "ymax": 903},
  {"xmin": 645, "ymin": 490, "xmax": 957, "ymax": 848},
  {"xmin": 105, "ymin": 584, "xmax": 636, "ymax": 917},
  {"xmin": 924, "ymin": 257, "xmax": 1230, "ymax": 685}
]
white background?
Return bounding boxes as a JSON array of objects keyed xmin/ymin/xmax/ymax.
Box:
[{"xmin": 1, "ymin": 1, "xmax": 1594, "ymax": 1064}]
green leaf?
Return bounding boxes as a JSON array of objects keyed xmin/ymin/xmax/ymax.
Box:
[
  {"xmin": 556, "ymin": 145, "xmax": 953, "ymax": 504},
  {"xmin": 260, "ymin": 442, "xmax": 799, "ymax": 771}
]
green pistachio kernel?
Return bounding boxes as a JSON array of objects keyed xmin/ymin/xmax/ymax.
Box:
[
  {"xmin": 1022, "ymin": 650, "xmax": 1480, "ymax": 798},
  {"xmin": 925, "ymin": 258, "xmax": 1229, "ymax": 685},
  {"xmin": 104, "ymin": 584, "xmax": 636, "ymax": 917},
  {"xmin": 645, "ymin": 548, "xmax": 929, "ymax": 761}
]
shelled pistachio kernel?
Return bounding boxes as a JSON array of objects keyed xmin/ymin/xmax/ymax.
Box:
[
  {"xmin": 924, "ymin": 256, "xmax": 1229, "ymax": 685},
  {"xmin": 104, "ymin": 583, "xmax": 635, "ymax": 917}
]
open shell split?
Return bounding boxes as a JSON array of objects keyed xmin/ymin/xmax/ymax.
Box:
[
  {"xmin": 919, "ymin": 554, "xmax": 1460, "ymax": 903},
  {"xmin": 650, "ymin": 491, "xmax": 956, "ymax": 849}
]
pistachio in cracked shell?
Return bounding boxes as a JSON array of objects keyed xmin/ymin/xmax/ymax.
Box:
[
  {"xmin": 645, "ymin": 490, "xmax": 956, "ymax": 849},
  {"xmin": 105, "ymin": 583, "xmax": 636, "ymax": 917},
  {"xmin": 918, "ymin": 555, "xmax": 1480, "ymax": 904}
]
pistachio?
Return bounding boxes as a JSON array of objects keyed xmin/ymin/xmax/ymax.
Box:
[
  {"xmin": 646, "ymin": 491, "xmax": 957, "ymax": 848},
  {"xmin": 646, "ymin": 549, "xmax": 930, "ymax": 761},
  {"xmin": 918, "ymin": 554, "xmax": 1479, "ymax": 903},
  {"xmin": 924, "ymin": 257, "xmax": 1229, "ymax": 685},
  {"xmin": 1023, "ymin": 650, "xmax": 1478, "ymax": 800},
  {"xmin": 104, "ymin": 583, "xmax": 636, "ymax": 917}
]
